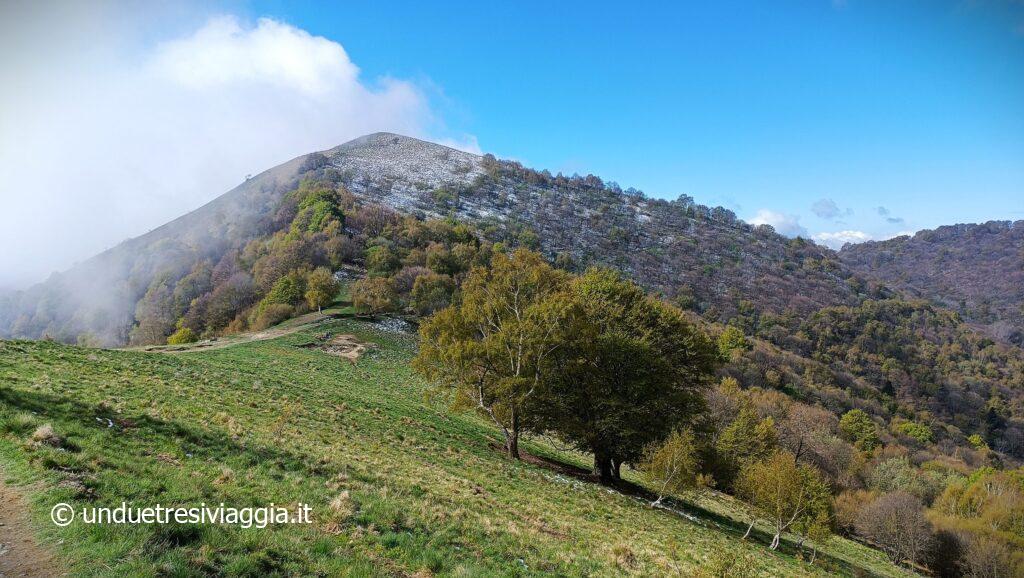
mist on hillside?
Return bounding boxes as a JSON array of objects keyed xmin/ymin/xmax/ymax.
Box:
[{"xmin": 0, "ymin": 1, "xmax": 477, "ymax": 290}]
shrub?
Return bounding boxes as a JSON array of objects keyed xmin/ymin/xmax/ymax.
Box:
[
  {"xmin": 351, "ymin": 278, "xmax": 398, "ymax": 317},
  {"xmin": 869, "ymin": 457, "xmax": 943, "ymax": 504},
  {"xmin": 896, "ymin": 421, "xmax": 933, "ymax": 444},
  {"xmin": 251, "ymin": 303, "xmax": 294, "ymax": 330},
  {"xmin": 391, "ymin": 266, "xmax": 431, "ymax": 296},
  {"xmin": 714, "ymin": 404, "xmax": 777, "ymax": 487},
  {"xmin": 30, "ymin": 424, "xmax": 64, "ymax": 448},
  {"xmin": 166, "ymin": 327, "xmax": 198, "ymax": 345},
  {"xmin": 365, "ymin": 245, "xmax": 400, "ymax": 277},
  {"xmin": 305, "ymin": 267, "xmax": 340, "ymax": 313},
  {"xmin": 855, "ymin": 492, "xmax": 933, "ymax": 565},
  {"xmin": 325, "ymin": 235, "xmax": 361, "ymax": 268},
  {"xmin": 962, "ymin": 535, "xmax": 1019, "ymax": 578},
  {"xmin": 834, "ymin": 489, "xmax": 876, "ymax": 534},
  {"xmin": 640, "ymin": 428, "xmax": 701, "ymax": 506},
  {"xmin": 839, "ymin": 409, "xmax": 880, "ymax": 451},
  {"xmin": 717, "ymin": 326, "xmax": 750, "ymax": 359},
  {"xmin": 967, "ymin": 434, "xmax": 988, "ymax": 450},
  {"xmin": 266, "ymin": 270, "xmax": 307, "ymax": 306},
  {"xmin": 735, "ymin": 451, "xmax": 831, "ymax": 550},
  {"xmin": 411, "ymin": 272, "xmax": 456, "ymax": 316}
]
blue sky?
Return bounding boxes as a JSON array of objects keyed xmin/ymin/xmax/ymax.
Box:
[
  {"xmin": 245, "ymin": 0, "xmax": 1024, "ymax": 245},
  {"xmin": 2, "ymin": 1, "xmax": 1023, "ymax": 286}
]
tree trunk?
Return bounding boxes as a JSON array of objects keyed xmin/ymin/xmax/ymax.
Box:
[
  {"xmin": 506, "ymin": 431, "xmax": 519, "ymax": 459},
  {"xmin": 611, "ymin": 459, "xmax": 622, "ymax": 480},
  {"xmin": 506, "ymin": 411, "xmax": 520, "ymax": 459},
  {"xmin": 593, "ymin": 448, "xmax": 613, "ymax": 483},
  {"xmin": 743, "ymin": 519, "xmax": 755, "ymax": 539},
  {"xmin": 770, "ymin": 533, "xmax": 781, "ymax": 550}
]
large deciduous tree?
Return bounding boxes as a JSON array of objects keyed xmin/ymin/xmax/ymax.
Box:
[
  {"xmin": 414, "ymin": 249, "xmax": 576, "ymax": 459},
  {"xmin": 535, "ymin": 267, "xmax": 718, "ymax": 482}
]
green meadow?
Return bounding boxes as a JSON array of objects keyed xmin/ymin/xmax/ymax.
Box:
[{"xmin": 0, "ymin": 318, "xmax": 918, "ymax": 576}]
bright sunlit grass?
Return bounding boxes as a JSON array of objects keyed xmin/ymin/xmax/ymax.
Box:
[{"xmin": 0, "ymin": 319, "xmax": 918, "ymax": 576}]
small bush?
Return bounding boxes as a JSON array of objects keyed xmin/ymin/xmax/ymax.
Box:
[
  {"xmin": 166, "ymin": 327, "xmax": 198, "ymax": 345},
  {"xmin": 694, "ymin": 550, "xmax": 755, "ymax": 578},
  {"xmin": 896, "ymin": 421, "xmax": 933, "ymax": 444},
  {"xmin": 252, "ymin": 303, "xmax": 295, "ymax": 330},
  {"xmin": 351, "ymin": 277, "xmax": 398, "ymax": 317}
]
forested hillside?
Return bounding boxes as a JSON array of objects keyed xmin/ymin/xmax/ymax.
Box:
[
  {"xmin": 0, "ymin": 133, "xmax": 1023, "ymax": 574},
  {"xmin": 840, "ymin": 221, "xmax": 1024, "ymax": 345},
  {"xmin": 0, "ymin": 133, "xmax": 871, "ymax": 346},
  {"xmin": 0, "ymin": 133, "xmax": 1021, "ymax": 464}
]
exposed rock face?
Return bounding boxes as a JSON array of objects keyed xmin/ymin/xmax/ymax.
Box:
[
  {"xmin": 841, "ymin": 221, "xmax": 1024, "ymax": 344},
  {"xmin": 1, "ymin": 132, "xmax": 866, "ymax": 343}
]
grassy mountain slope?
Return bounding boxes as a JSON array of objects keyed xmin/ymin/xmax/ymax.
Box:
[
  {"xmin": 0, "ymin": 133, "xmax": 868, "ymax": 345},
  {"xmin": 840, "ymin": 221, "xmax": 1024, "ymax": 345},
  {"xmin": 0, "ymin": 319, "xmax": 915, "ymax": 577},
  {"xmin": 3, "ymin": 133, "xmax": 1021, "ymax": 460}
]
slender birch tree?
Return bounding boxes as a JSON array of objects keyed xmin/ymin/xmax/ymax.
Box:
[{"xmin": 414, "ymin": 249, "xmax": 576, "ymax": 459}]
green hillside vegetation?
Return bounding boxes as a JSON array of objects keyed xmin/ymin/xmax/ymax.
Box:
[
  {"xmin": 839, "ymin": 221, "xmax": 1024, "ymax": 346},
  {"xmin": 0, "ymin": 321, "xmax": 917, "ymax": 577},
  {"xmin": 2, "ymin": 174, "xmax": 1022, "ymax": 576}
]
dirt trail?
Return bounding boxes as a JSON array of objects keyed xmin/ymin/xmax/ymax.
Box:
[
  {"xmin": 135, "ymin": 312, "xmax": 336, "ymax": 353},
  {"xmin": 0, "ymin": 476, "xmax": 62, "ymax": 577}
]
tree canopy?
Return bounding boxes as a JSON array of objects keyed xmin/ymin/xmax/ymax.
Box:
[
  {"xmin": 414, "ymin": 249, "xmax": 576, "ymax": 458},
  {"xmin": 736, "ymin": 450, "xmax": 832, "ymax": 550},
  {"xmin": 535, "ymin": 267, "xmax": 719, "ymax": 481}
]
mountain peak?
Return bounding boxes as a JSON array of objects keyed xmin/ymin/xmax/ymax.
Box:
[
  {"xmin": 317, "ymin": 133, "xmax": 485, "ymax": 211},
  {"xmin": 330, "ymin": 132, "xmax": 480, "ymax": 158}
]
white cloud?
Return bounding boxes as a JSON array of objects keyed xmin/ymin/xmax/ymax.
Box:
[
  {"xmin": 151, "ymin": 16, "xmax": 360, "ymax": 95},
  {"xmin": 433, "ymin": 134, "xmax": 483, "ymax": 155},
  {"xmin": 813, "ymin": 230, "xmax": 872, "ymax": 249},
  {"xmin": 748, "ymin": 209, "xmax": 808, "ymax": 237},
  {"xmin": 884, "ymin": 230, "xmax": 916, "ymax": 239},
  {"xmin": 0, "ymin": 6, "xmax": 473, "ymax": 288}
]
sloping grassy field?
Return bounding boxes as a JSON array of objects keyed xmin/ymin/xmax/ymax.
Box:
[{"xmin": 0, "ymin": 318, "xmax": 918, "ymax": 576}]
